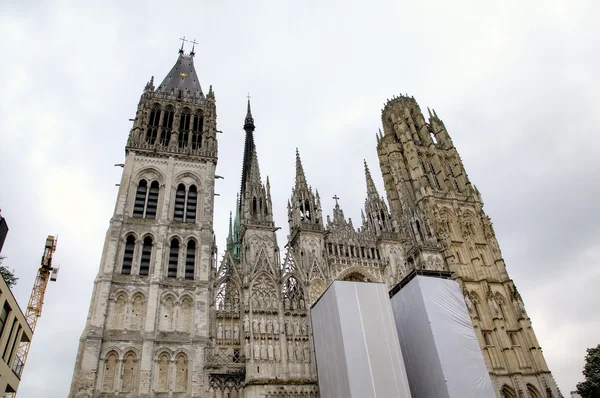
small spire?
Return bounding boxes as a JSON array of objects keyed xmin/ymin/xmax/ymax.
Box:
[
  {"xmin": 364, "ymin": 160, "xmax": 379, "ymax": 198},
  {"xmin": 295, "ymin": 148, "xmax": 308, "ymax": 190},
  {"xmin": 190, "ymin": 39, "xmax": 198, "ymax": 56},
  {"xmin": 244, "ymin": 96, "xmax": 255, "ymax": 130},
  {"xmin": 179, "ymin": 36, "xmax": 188, "ymax": 54}
]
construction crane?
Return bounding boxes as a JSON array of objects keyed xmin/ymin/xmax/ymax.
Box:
[{"xmin": 7, "ymin": 235, "xmax": 59, "ymax": 398}]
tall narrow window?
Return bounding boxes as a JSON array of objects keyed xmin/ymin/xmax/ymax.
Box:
[
  {"xmin": 448, "ymin": 165, "xmax": 460, "ymax": 191},
  {"xmin": 159, "ymin": 105, "xmax": 174, "ymax": 146},
  {"xmin": 121, "ymin": 352, "xmax": 136, "ymax": 392},
  {"xmin": 185, "ymin": 241, "xmax": 196, "ymax": 280},
  {"xmin": 174, "ymin": 184, "xmax": 186, "ymax": 222},
  {"xmin": 191, "ymin": 111, "xmax": 203, "ymax": 150},
  {"xmin": 174, "ymin": 353, "xmax": 188, "ymax": 392},
  {"xmin": 429, "ymin": 162, "xmax": 441, "ymax": 189},
  {"xmin": 304, "ymin": 199, "xmax": 311, "ymax": 220},
  {"xmin": 157, "ymin": 353, "xmax": 170, "ymax": 392},
  {"xmin": 146, "ymin": 104, "xmax": 160, "ymax": 144},
  {"xmin": 139, "ymin": 237, "xmax": 152, "ymax": 276},
  {"xmin": 133, "ymin": 180, "xmax": 148, "ymax": 218},
  {"xmin": 185, "ymin": 185, "xmax": 197, "ymax": 223},
  {"xmin": 420, "ymin": 160, "xmax": 432, "ymax": 187},
  {"xmin": 178, "ymin": 108, "xmax": 191, "ymax": 148},
  {"xmin": 168, "ymin": 239, "xmax": 179, "ymax": 278},
  {"xmin": 0, "ymin": 303, "xmax": 10, "ymax": 339},
  {"xmin": 121, "ymin": 235, "xmax": 135, "ymax": 274},
  {"xmin": 145, "ymin": 181, "xmax": 159, "ymax": 219},
  {"xmin": 102, "ymin": 351, "xmax": 118, "ymax": 392}
]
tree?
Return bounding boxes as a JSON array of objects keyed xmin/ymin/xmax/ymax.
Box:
[
  {"xmin": 0, "ymin": 255, "xmax": 18, "ymax": 288},
  {"xmin": 576, "ymin": 344, "xmax": 600, "ymax": 398}
]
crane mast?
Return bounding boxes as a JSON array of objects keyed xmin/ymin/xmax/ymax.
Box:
[{"xmin": 7, "ymin": 236, "xmax": 59, "ymax": 398}]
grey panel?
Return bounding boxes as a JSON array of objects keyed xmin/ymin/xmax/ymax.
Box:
[
  {"xmin": 311, "ymin": 281, "xmax": 412, "ymax": 398},
  {"xmin": 390, "ymin": 275, "xmax": 495, "ymax": 398}
]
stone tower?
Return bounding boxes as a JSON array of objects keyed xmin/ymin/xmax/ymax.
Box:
[
  {"xmin": 377, "ymin": 94, "xmax": 562, "ymax": 398},
  {"xmin": 69, "ymin": 45, "xmax": 219, "ymax": 397}
]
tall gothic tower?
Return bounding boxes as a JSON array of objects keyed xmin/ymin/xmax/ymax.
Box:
[
  {"xmin": 377, "ymin": 95, "xmax": 561, "ymax": 398},
  {"xmin": 69, "ymin": 45, "xmax": 219, "ymax": 397}
]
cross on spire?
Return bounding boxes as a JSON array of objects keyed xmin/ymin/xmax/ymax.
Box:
[
  {"xmin": 333, "ymin": 195, "xmax": 340, "ymax": 206},
  {"xmin": 179, "ymin": 36, "xmax": 188, "ymax": 53},
  {"xmin": 247, "ymin": 93, "xmax": 251, "ymax": 101},
  {"xmin": 190, "ymin": 39, "xmax": 198, "ymax": 55}
]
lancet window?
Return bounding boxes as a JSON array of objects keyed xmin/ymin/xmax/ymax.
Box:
[
  {"xmin": 191, "ymin": 110, "xmax": 203, "ymax": 150},
  {"xmin": 173, "ymin": 184, "xmax": 197, "ymax": 223},
  {"xmin": 185, "ymin": 240, "xmax": 196, "ymax": 280},
  {"xmin": 168, "ymin": 238, "xmax": 179, "ymax": 278},
  {"xmin": 251, "ymin": 276, "xmax": 277, "ymax": 312},
  {"xmin": 139, "ymin": 236, "xmax": 152, "ymax": 276},
  {"xmin": 121, "ymin": 351, "xmax": 136, "ymax": 392},
  {"xmin": 178, "ymin": 108, "xmax": 191, "ymax": 148},
  {"xmin": 174, "ymin": 353, "xmax": 188, "ymax": 392},
  {"xmin": 102, "ymin": 351, "xmax": 118, "ymax": 392},
  {"xmin": 447, "ymin": 164, "xmax": 460, "ymax": 191},
  {"xmin": 133, "ymin": 180, "xmax": 160, "ymax": 219},
  {"xmin": 215, "ymin": 281, "xmax": 240, "ymax": 313},
  {"xmin": 156, "ymin": 353, "xmax": 170, "ymax": 392},
  {"xmin": 121, "ymin": 235, "xmax": 135, "ymax": 274},
  {"xmin": 159, "ymin": 105, "xmax": 174, "ymax": 146},
  {"xmin": 145, "ymin": 104, "xmax": 160, "ymax": 144},
  {"xmin": 130, "ymin": 294, "xmax": 145, "ymax": 330}
]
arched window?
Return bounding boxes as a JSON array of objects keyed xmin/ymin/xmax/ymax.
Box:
[
  {"xmin": 133, "ymin": 180, "xmax": 148, "ymax": 218},
  {"xmin": 252, "ymin": 197, "xmax": 257, "ymax": 215},
  {"xmin": 159, "ymin": 105, "xmax": 174, "ymax": 146},
  {"xmin": 160, "ymin": 297, "xmax": 174, "ymax": 331},
  {"xmin": 185, "ymin": 185, "xmax": 197, "ymax": 223},
  {"xmin": 168, "ymin": 239, "xmax": 179, "ymax": 278},
  {"xmin": 191, "ymin": 110, "xmax": 203, "ymax": 150},
  {"xmin": 145, "ymin": 104, "xmax": 160, "ymax": 144},
  {"xmin": 145, "ymin": 181, "xmax": 159, "ymax": 219},
  {"xmin": 174, "ymin": 353, "xmax": 188, "ymax": 392},
  {"xmin": 121, "ymin": 235, "xmax": 135, "ymax": 274},
  {"xmin": 429, "ymin": 162, "xmax": 441, "ymax": 190},
  {"xmin": 185, "ymin": 241, "xmax": 196, "ymax": 280},
  {"xmin": 304, "ymin": 199, "xmax": 311, "ymax": 220},
  {"xmin": 447, "ymin": 164, "xmax": 460, "ymax": 191},
  {"xmin": 501, "ymin": 385, "xmax": 517, "ymax": 398},
  {"xmin": 178, "ymin": 108, "xmax": 191, "ymax": 148},
  {"xmin": 156, "ymin": 353, "xmax": 170, "ymax": 392},
  {"xmin": 178, "ymin": 297, "xmax": 193, "ymax": 332},
  {"xmin": 526, "ymin": 384, "xmax": 541, "ymax": 398},
  {"xmin": 121, "ymin": 351, "xmax": 136, "ymax": 392},
  {"xmin": 130, "ymin": 294, "xmax": 145, "ymax": 330},
  {"xmin": 416, "ymin": 220, "xmax": 424, "ymax": 240},
  {"xmin": 139, "ymin": 237, "xmax": 152, "ymax": 276},
  {"xmin": 174, "ymin": 184, "xmax": 186, "ymax": 222},
  {"xmin": 110, "ymin": 294, "xmax": 126, "ymax": 330},
  {"xmin": 102, "ymin": 351, "xmax": 118, "ymax": 392}
]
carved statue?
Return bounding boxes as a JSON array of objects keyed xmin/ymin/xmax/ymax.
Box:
[
  {"xmin": 252, "ymin": 318, "xmax": 258, "ymax": 334},
  {"xmin": 293, "ymin": 320, "xmax": 300, "ymax": 335},
  {"xmin": 287, "ymin": 340, "xmax": 294, "ymax": 361},
  {"xmin": 267, "ymin": 341, "xmax": 274, "ymax": 361},
  {"xmin": 267, "ymin": 319, "xmax": 273, "ymax": 334},
  {"xmin": 275, "ymin": 342, "xmax": 281, "ymax": 361},
  {"xmin": 244, "ymin": 339, "xmax": 251, "ymax": 359},
  {"xmin": 303, "ymin": 343, "xmax": 310, "ymax": 362},
  {"xmin": 273, "ymin": 319, "xmax": 280, "ymax": 334},
  {"xmin": 301, "ymin": 321, "xmax": 307, "ymax": 336},
  {"xmin": 244, "ymin": 315, "xmax": 250, "ymax": 332},
  {"xmin": 225, "ymin": 325, "xmax": 231, "ymax": 340},
  {"xmin": 233, "ymin": 325, "xmax": 239, "ymax": 340},
  {"xmin": 259, "ymin": 317, "xmax": 266, "ymax": 334},
  {"xmin": 464, "ymin": 292, "xmax": 473, "ymax": 313},
  {"xmin": 254, "ymin": 342, "xmax": 260, "ymax": 360},
  {"xmin": 260, "ymin": 341, "xmax": 267, "ymax": 360},
  {"xmin": 217, "ymin": 324, "xmax": 223, "ymax": 339},
  {"xmin": 295, "ymin": 341, "xmax": 303, "ymax": 361}
]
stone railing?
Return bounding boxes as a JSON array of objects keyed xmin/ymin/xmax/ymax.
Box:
[
  {"xmin": 204, "ymin": 347, "xmax": 245, "ymax": 366},
  {"xmin": 127, "ymin": 137, "xmax": 217, "ymax": 158}
]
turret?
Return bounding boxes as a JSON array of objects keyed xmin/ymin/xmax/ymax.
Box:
[
  {"xmin": 288, "ymin": 149, "xmax": 323, "ymax": 235},
  {"xmin": 362, "ymin": 160, "xmax": 394, "ymax": 235}
]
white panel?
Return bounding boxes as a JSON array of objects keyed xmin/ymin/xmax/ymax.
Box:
[
  {"xmin": 311, "ymin": 281, "xmax": 412, "ymax": 398},
  {"xmin": 390, "ymin": 275, "xmax": 496, "ymax": 398}
]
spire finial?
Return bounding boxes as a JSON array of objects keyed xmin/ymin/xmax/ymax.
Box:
[
  {"xmin": 244, "ymin": 94, "xmax": 255, "ymax": 130},
  {"xmin": 190, "ymin": 39, "xmax": 198, "ymax": 56},
  {"xmin": 179, "ymin": 36, "xmax": 188, "ymax": 54},
  {"xmin": 295, "ymin": 148, "xmax": 308, "ymax": 190},
  {"xmin": 364, "ymin": 160, "xmax": 379, "ymax": 198},
  {"xmin": 333, "ymin": 195, "xmax": 340, "ymax": 207}
]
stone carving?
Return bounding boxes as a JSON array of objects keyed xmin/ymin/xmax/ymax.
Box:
[{"xmin": 244, "ymin": 315, "xmax": 250, "ymax": 332}]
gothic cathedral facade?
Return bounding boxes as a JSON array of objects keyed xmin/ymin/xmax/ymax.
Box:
[{"xmin": 69, "ymin": 48, "xmax": 562, "ymax": 398}]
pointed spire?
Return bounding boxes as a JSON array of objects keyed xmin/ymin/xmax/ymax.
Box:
[
  {"xmin": 295, "ymin": 148, "xmax": 308, "ymax": 190},
  {"xmin": 364, "ymin": 160, "xmax": 379, "ymax": 198},
  {"xmin": 244, "ymin": 97, "xmax": 255, "ymax": 131}
]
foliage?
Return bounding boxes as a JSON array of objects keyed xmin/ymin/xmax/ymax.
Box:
[
  {"xmin": 0, "ymin": 255, "xmax": 18, "ymax": 289},
  {"xmin": 576, "ymin": 344, "xmax": 600, "ymax": 398}
]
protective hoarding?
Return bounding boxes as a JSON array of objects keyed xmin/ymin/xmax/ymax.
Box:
[
  {"xmin": 311, "ymin": 281, "xmax": 412, "ymax": 398},
  {"xmin": 390, "ymin": 275, "xmax": 495, "ymax": 398}
]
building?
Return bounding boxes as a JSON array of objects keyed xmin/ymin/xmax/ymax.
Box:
[
  {"xmin": 69, "ymin": 46, "xmax": 562, "ymax": 398},
  {"xmin": 0, "ymin": 269, "xmax": 33, "ymax": 395}
]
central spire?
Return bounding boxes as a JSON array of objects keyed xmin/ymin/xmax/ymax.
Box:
[
  {"xmin": 244, "ymin": 98, "xmax": 255, "ymax": 131},
  {"xmin": 240, "ymin": 99, "xmax": 256, "ymax": 202}
]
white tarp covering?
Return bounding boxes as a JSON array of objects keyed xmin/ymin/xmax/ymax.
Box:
[
  {"xmin": 390, "ymin": 275, "xmax": 495, "ymax": 398},
  {"xmin": 311, "ymin": 281, "xmax": 412, "ymax": 398}
]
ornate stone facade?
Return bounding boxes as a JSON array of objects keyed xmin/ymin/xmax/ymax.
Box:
[{"xmin": 69, "ymin": 48, "xmax": 561, "ymax": 398}]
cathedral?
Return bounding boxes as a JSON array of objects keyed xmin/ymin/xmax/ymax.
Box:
[{"xmin": 69, "ymin": 46, "xmax": 562, "ymax": 398}]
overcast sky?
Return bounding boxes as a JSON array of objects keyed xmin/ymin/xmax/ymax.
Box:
[{"xmin": 1, "ymin": 0, "xmax": 598, "ymax": 396}]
